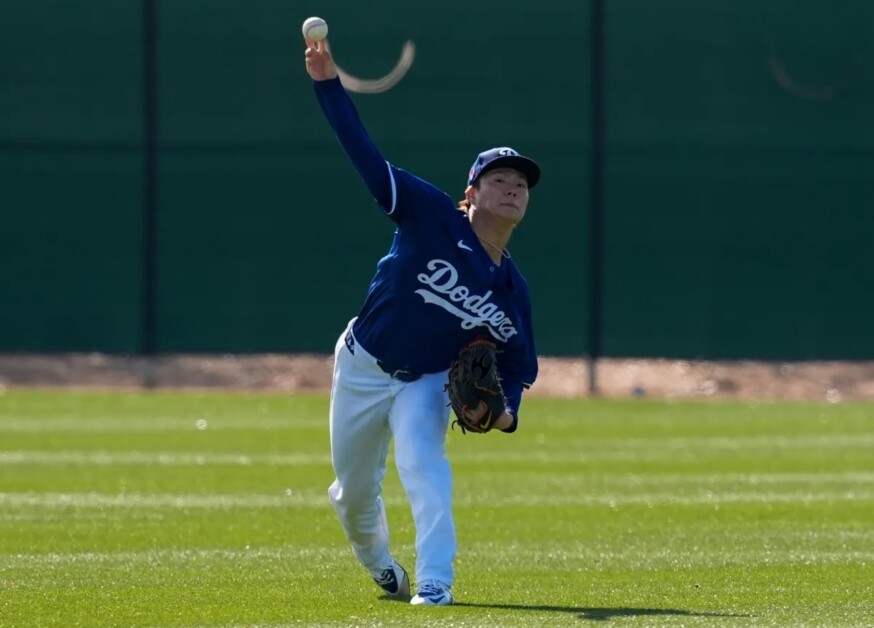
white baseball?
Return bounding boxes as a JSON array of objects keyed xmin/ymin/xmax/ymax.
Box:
[{"xmin": 302, "ymin": 16, "xmax": 328, "ymax": 41}]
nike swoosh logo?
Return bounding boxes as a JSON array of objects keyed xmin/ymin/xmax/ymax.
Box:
[{"xmin": 457, "ymin": 240, "xmax": 473, "ymax": 252}]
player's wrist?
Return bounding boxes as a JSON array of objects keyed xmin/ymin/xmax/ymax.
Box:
[{"xmin": 493, "ymin": 412, "xmax": 514, "ymax": 431}]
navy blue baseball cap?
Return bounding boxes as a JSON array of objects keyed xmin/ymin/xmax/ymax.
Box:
[{"xmin": 467, "ymin": 147, "xmax": 541, "ymax": 189}]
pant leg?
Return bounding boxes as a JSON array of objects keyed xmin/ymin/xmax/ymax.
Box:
[
  {"xmin": 327, "ymin": 324, "xmax": 395, "ymax": 572},
  {"xmin": 389, "ymin": 371, "xmax": 455, "ymax": 586}
]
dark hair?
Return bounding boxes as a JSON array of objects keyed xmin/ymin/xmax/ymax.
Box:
[{"xmin": 456, "ymin": 180, "xmax": 480, "ymax": 214}]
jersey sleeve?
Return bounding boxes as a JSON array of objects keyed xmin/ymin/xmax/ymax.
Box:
[
  {"xmin": 496, "ymin": 286, "xmax": 539, "ymax": 432},
  {"xmin": 313, "ymin": 77, "xmax": 393, "ymax": 210},
  {"xmin": 313, "ymin": 77, "xmax": 452, "ymax": 224},
  {"xmin": 384, "ymin": 165, "xmax": 455, "ymax": 225}
]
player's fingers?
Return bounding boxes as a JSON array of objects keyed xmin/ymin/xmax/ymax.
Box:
[{"xmin": 315, "ymin": 38, "xmax": 332, "ymax": 56}]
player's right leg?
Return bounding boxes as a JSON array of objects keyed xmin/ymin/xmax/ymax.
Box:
[
  {"xmin": 327, "ymin": 320, "xmax": 409, "ymax": 598},
  {"xmin": 389, "ymin": 371, "xmax": 455, "ymax": 605}
]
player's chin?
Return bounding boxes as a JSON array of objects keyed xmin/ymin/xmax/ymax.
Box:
[{"xmin": 496, "ymin": 205, "xmax": 526, "ymax": 223}]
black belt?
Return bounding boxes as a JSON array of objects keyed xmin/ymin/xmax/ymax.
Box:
[{"xmin": 345, "ymin": 330, "xmax": 422, "ymax": 383}]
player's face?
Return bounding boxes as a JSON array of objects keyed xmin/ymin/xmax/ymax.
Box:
[{"xmin": 470, "ymin": 168, "xmax": 530, "ymax": 224}]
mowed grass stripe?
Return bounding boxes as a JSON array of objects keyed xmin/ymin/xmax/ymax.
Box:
[
  {"xmin": 0, "ymin": 546, "xmax": 348, "ymax": 567},
  {"xmin": 0, "ymin": 450, "xmax": 331, "ymax": 466},
  {"xmin": 3, "ymin": 431, "xmax": 874, "ymax": 456},
  {"xmin": 3, "ymin": 450, "xmax": 874, "ymax": 490},
  {"xmin": 5, "ymin": 448, "xmax": 874, "ymax": 472},
  {"xmin": 4, "ymin": 544, "xmax": 874, "ymax": 570},
  {"xmin": 0, "ymin": 416, "xmax": 328, "ymax": 432},
  {"xmin": 1, "ymin": 396, "xmax": 871, "ymax": 435},
  {"xmin": 2, "ymin": 489, "xmax": 872, "ymax": 510}
]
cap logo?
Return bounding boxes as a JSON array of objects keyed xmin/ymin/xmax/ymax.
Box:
[{"xmin": 498, "ymin": 148, "xmax": 518, "ymax": 156}]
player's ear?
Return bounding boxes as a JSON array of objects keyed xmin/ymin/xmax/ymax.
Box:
[{"xmin": 465, "ymin": 185, "xmax": 475, "ymax": 204}]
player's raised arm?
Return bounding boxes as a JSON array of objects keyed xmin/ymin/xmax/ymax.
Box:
[{"xmin": 304, "ymin": 31, "xmax": 393, "ymax": 211}]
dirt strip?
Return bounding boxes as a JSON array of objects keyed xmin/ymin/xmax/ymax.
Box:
[{"xmin": 1, "ymin": 354, "xmax": 873, "ymax": 403}]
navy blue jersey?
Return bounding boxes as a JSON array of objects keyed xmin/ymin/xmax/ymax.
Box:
[{"xmin": 314, "ymin": 77, "xmax": 538, "ymax": 422}]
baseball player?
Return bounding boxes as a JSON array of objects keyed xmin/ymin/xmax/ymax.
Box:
[{"xmin": 304, "ymin": 36, "xmax": 539, "ymax": 606}]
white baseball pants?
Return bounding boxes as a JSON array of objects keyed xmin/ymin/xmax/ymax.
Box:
[{"xmin": 327, "ymin": 318, "xmax": 456, "ymax": 587}]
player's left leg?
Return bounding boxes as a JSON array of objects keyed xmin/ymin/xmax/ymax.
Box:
[
  {"xmin": 389, "ymin": 371, "xmax": 455, "ymax": 603},
  {"xmin": 327, "ymin": 323, "xmax": 398, "ymax": 581}
]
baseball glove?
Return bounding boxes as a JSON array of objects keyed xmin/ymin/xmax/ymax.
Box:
[{"xmin": 446, "ymin": 338, "xmax": 506, "ymax": 434}]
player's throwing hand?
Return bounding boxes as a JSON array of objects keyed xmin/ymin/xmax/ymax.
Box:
[{"xmin": 304, "ymin": 38, "xmax": 338, "ymax": 82}]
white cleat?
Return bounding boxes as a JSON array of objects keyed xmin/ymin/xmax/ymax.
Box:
[
  {"xmin": 371, "ymin": 558, "xmax": 410, "ymax": 599},
  {"xmin": 410, "ymin": 580, "xmax": 453, "ymax": 606}
]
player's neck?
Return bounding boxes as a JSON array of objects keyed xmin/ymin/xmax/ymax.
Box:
[
  {"xmin": 470, "ymin": 214, "xmax": 512, "ymax": 265},
  {"xmin": 478, "ymin": 234, "xmax": 509, "ymax": 264}
]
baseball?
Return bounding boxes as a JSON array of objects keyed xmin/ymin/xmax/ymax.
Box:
[{"xmin": 302, "ymin": 16, "xmax": 328, "ymax": 41}]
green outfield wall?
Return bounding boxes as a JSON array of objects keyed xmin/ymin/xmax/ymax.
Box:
[{"xmin": 1, "ymin": 0, "xmax": 872, "ymax": 359}]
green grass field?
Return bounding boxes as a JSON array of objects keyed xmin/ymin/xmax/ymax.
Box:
[{"xmin": 0, "ymin": 389, "xmax": 872, "ymax": 627}]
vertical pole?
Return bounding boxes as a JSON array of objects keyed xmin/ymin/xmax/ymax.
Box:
[
  {"xmin": 588, "ymin": 0, "xmax": 606, "ymax": 395},
  {"xmin": 142, "ymin": 0, "xmax": 158, "ymax": 382}
]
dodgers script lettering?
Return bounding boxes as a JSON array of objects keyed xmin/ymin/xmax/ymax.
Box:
[{"xmin": 415, "ymin": 259, "xmax": 518, "ymax": 341}]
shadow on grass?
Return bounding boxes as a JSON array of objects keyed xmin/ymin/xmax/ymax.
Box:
[
  {"xmin": 453, "ymin": 603, "xmax": 747, "ymax": 621},
  {"xmin": 377, "ymin": 594, "xmax": 412, "ymax": 603}
]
